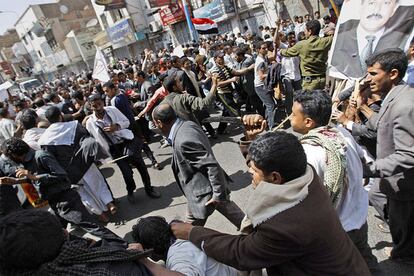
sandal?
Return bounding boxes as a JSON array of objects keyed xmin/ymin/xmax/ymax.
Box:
[
  {"xmin": 152, "ymin": 162, "xmax": 163, "ymax": 170},
  {"xmin": 107, "ymin": 202, "xmax": 118, "ymax": 215}
]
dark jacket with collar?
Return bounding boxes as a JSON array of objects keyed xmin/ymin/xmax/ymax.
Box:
[{"xmin": 170, "ymin": 120, "xmax": 230, "ymax": 219}]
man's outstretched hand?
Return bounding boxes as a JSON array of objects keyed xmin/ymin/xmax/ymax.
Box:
[{"xmin": 242, "ymin": 114, "xmax": 267, "ymax": 141}]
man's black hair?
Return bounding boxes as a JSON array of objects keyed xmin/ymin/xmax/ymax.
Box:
[
  {"xmin": 13, "ymin": 100, "xmax": 25, "ymax": 109},
  {"xmin": 170, "ymin": 55, "xmax": 180, "ymax": 64},
  {"xmin": 33, "ymin": 98, "xmax": 46, "ymax": 108},
  {"xmin": 180, "ymin": 56, "xmax": 190, "ymax": 65},
  {"xmin": 73, "ymin": 91, "xmax": 84, "ymax": 101},
  {"xmin": 164, "ymin": 74, "xmax": 178, "ymax": 92},
  {"xmin": 0, "ymin": 210, "xmax": 65, "ymax": 272},
  {"xmin": 287, "ymin": 31, "xmax": 296, "ymax": 37},
  {"xmin": 132, "ymin": 216, "xmax": 171, "ymax": 260},
  {"xmin": 305, "ymin": 20, "xmax": 321, "ymax": 36},
  {"xmin": 102, "ymin": 81, "xmax": 116, "ymax": 90},
  {"xmin": 294, "ymin": 90, "xmax": 332, "ymax": 127},
  {"xmin": 45, "ymin": 106, "xmax": 62, "ymax": 124},
  {"xmin": 323, "ymin": 15, "xmax": 331, "ymax": 21},
  {"xmin": 125, "ymin": 67, "xmax": 134, "ymax": 75},
  {"xmin": 255, "ymin": 41, "xmax": 268, "ymax": 51},
  {"xmin": 45, "ymin": 92, "xmax": 59, "ymax": 102},
  {"xmin": 235, "ymin": 48, "xmax": 246, "ymax": 56},
  {"xmin": 365, "ymin": 48, "xmax": 408, "ymax": 80},
  {"xmin": 248, "ymin": 132, "xmax": 307, "ymax": 182},
  {"xmin": 2, "ymin": 138, "xmax": 31, "ymax": 158},
  {"xmin": 19, "ymin": 109, "xmax": 38, "ymax": 130},
  {"xmin": 86, "ymin": 72, "xmax": 92, "ymax": 81},
  {"xmin": 88, "ymin": 93, "xmax": 104, "ymax": 102},
  {"xmin": 0, "ymin": 107, "xmax": 8, "ymax": 118},
  {"xmin": 136, "ymin": 70, "xmax": 146, "ymax": 78},
  {"xmin": 152, "ymin": 104, "xmax": 177, "ymax": 124}
]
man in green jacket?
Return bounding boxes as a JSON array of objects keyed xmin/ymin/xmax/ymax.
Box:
[{"xmin": 278, "ymin": 20, "xmax": 333, "ymax": 91}]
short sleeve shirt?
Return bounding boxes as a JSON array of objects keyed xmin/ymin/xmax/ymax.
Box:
[
  {"xmin": 209, "ymin": 64, "xmax": 234, "ymax": 94},
  {"xmin": 254, "ymin": 55, "xmax": 268, "ymax": 87}
]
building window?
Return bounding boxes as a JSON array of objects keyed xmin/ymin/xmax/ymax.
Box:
[
  {"xmin": 45, "ymin": 30, "xmax": 58, "ymax": 51},
  {"xmin": 100, "ymin": 14, "xmax": 108, "ymax": 28}
]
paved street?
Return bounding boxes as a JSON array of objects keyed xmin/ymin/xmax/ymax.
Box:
[{"xmin": 102, "ymin": 123, "xmax": 413, "ymax": 275}]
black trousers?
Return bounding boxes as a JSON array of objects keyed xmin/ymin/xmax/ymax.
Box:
[
  {"xmin": 217, "ymin": 92, "xmax": 241, "ymax": 133},
  {"xmin": 110, "ymin": 141, "xmax": 152, "ymax": 194},
  {"xmin": 282, "ymin": 77, "xmax": 302, "ymax": 115},
  {"xmin": 388, "ymin": 197, "xmax": 414, "ymax": 260},
  {"xmin": 48, "ymin": 189, "xmax": 103, "ymax": 236},
  {"xmin": 246, "ymin": 91, "xmax": 265, "ymax": 116},
  {"xmin": 347, "ymin": 222, "xmax": 378, "ymax": 272}
]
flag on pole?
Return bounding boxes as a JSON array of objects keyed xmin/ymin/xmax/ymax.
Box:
[
  {"xmin": 181, "ymin": 0, "xmax": 198, "ymax": 41},
  {"xmin": 191, "ymin": 18, "xmax": 219, "ymax": 34},
  {"xmin": 92, "ymin": 46, "xmax": 110, "ymax": 83}
]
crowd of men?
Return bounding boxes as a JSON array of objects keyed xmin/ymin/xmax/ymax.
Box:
[{"xmin": 0, "ymin": 8, "xmax": 414, "ymax": 275}]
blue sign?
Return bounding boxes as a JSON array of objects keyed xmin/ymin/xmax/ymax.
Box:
[
  {"xmin": 193, "ymin": 0, "xmax": 235, "ymax": 22},
  {"xmin": 135, "ymin": 31, "xmax": 146, "ymax": 41},
  {"xmin": 106, "ymin": 19, "xmax": 136, "ymax": 49}
]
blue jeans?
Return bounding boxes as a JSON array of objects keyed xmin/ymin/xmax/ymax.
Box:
[{"xmin": 255, "ymin": 85, "xmax": 276, "ymax": 128}]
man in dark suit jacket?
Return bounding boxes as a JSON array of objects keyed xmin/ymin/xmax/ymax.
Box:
[
  {"xmin": 331, "ymin": 4, "xmax": 414, "ymax": 78},
  {"xmin": 364, "ymin": 49, "xmax": 414, "ymax": 263},
  {"xmin": 152, "ymin": 104, "xmax": 244, "ymax": 227}
]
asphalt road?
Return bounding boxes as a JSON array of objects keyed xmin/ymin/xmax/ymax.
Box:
[{"xmin": 101, "ymin": 123, "xmax": 413, "ymax": 275}]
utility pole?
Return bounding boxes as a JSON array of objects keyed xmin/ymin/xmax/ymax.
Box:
[{"xmin": 232, "ymin": 0, "xmax": 242, "ymax": 32}]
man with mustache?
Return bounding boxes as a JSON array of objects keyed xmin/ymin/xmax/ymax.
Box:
[{"xmin": 330, "ymin": 0, "xmax": 414, "ymax": 78}]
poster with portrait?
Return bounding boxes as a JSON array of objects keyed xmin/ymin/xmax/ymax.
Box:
[{"xmin": 328, "ymin": 0, "xmax": 414, "ymax": 79}]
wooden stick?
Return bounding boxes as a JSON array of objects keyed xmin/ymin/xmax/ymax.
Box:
[
  {"xmin": 103, "ymin": 155, "xmax": 129, "ymax": 165},
  {"xmin": 329, "ymin": 0, "xmax": 340, "ymax": 17},
  {"xmin": 271, "ymin": 114, "xmax": 292, "ymax": 132}
]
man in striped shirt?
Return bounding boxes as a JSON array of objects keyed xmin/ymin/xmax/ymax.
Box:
[{"xmin": 208, "ymin": 51, "xmax": 254, "ymax": 134}]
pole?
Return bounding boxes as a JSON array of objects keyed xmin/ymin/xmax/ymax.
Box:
[
  {"xmin": 232, "ymin": 0, "xmax": 242, "ymax": 32},
  {"xmin": 328, "ymin": 0, "xmax": 340, "ymax": 17},
  {"xmin": 181, "ymin": 0, "xmax": 197, "ymax": 42},
  {"xmin": 72, "ymin": 32, "xmax": 90, "ymax": 70}
]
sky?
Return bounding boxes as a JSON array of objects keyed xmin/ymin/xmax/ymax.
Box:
[{"xmin": 0, "ymin": 0, "xmax": 57, "ymax": 35}]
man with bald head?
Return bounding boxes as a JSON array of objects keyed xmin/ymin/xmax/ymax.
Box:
[{"xmin": 152, "ymin": 104, "xmax": 244, "ymax": 227}]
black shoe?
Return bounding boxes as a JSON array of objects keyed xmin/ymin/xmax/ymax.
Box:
[
  {"xmin": 209, "ymin": 132, "xmax": 218, "ymax": 139},
  {"xmin": 127, "ymin": 192, "xmax": 136, "ymax": 203},
  {"xmin": 217, "ymin": 129, "xmax": 229, "ymax": 135},
  {"xmin": 145, "ymin": 188, "xmax": 161, "ymax": 199}
]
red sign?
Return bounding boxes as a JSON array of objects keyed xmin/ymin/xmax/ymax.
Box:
[
  {"xmin": 149, "ymin": 0, "xmax": 176, "ymax": 8},
  {"xmin": 159, "ymin": 3, "xmax": 185, "ymax": 26},
  {"xmin": 0, "ymin": 61, "xmax": 13, "ymax": 75}
]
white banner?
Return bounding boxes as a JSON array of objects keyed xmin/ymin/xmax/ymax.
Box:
[{"xmin": 92, "ymin": 46, "xmax": 110, "ymax": 83}]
